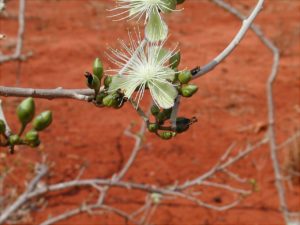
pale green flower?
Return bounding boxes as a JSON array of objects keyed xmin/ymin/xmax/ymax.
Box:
[
  {"xmin": 107, "ymin": 37, "xmax": 178, "ymax": 109},
  {"xmin": 110, "ymin": 0, "xmax": 177, "ymax": 42}
]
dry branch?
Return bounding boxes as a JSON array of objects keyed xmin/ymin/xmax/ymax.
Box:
[{"xmin": 211, "ymin": 0, "xmax": 290, "ymax": 224}]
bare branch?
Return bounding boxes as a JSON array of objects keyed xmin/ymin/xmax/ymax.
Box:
[
  {"xmin": 40, "ymin": 204, "xmax": 139, "ymax": 225},
  {"xmin": 0, "ymin": 99, "xmax": 11, "ymax": 137},
  {"xmin": 192, "ymin": 0, "xmax": 264, "ymax": 78},
  {"xmin": 0, "ymin": 0, "xmax": 31, "ymax": 64},
  {"xmin": 0, "ymin": 86, "xmax": 94, "ymax": 101},
  {"xmin": 211, "ymin": 0, "xmax": 290, "ymax": 224},
  {"xmin": 0, "ymin": 164, "xmax": 48, "ymax": 224},
  {"xmin": 177, "ymin": 137, "xmax": 268, "ymax": 190}
]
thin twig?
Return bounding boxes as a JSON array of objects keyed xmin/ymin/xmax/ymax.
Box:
[
  {"xmin": 0, "ymin": 0, "xmax": 30, "ymax": 64},
  {"xmin": 40, "ymin": 204, "xmax": 139, "ymax": 225},
  {"xmin": 0, "ymin": 86, "xmax": 94, "ymax": 101},
  {"xmin": 0, "ymin": 164, "xmax": 48, "ymax": 224},
  {"xmin": 192, "ymin": 0, "xmax": 264, "ymax": 78},
  {"xmin": 0, "ymin": 99, "xmax": 11, "ymax": 137},
  {"xmin": 211, "ymin": 0, "xmax": 289, "ymax": 224}
]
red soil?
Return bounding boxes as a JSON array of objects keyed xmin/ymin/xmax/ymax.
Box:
[{"xmin": 0, "ymin": 0, "xmax": 300, "ymax": 224}]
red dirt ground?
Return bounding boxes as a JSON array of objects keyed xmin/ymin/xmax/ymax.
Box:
[{"xmin": 0, "ymin": 0, "xmax": 300, "ymax": 224}]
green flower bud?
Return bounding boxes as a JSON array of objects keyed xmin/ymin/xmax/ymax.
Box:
[
  {"xmin": 104, "ymin": 76, "xmax": 112, "ymax": 88},
  {"xmin": 176, "ymin": 0, "xmax": 185, "ymax": 4},
  {"xmin": 181, "ymin": 84, "xmax": 198, "ymax": 97},
  {"xmin": 162, "ymin": 108, "xmax": 172, "ymax": 118},
  {"xmin": 151, "ymin": 193, "xmax": 162, "ymax": 204},
  {"xmin": 0, "ymin": 119, "xmax": 6, "ymax": 134},
  {"xmin": 113, "ymin": 95, "xmax": 126, "ymax": 109},
  {"xmin": 178, "ymin": 70, "xmax": 192, "ymax": 84},
  {"xmin": 93, "ymin": 58, "xmax": 104, "ymax": 80},
  {"xmin": 95, "ymin": 92, "xmax": 107, "ymax": 105},
  {"xmin": 8, "ymin": 134, "xmax": 21, "ymax": 145},
  {"xmin": 159, "ymin": 131, "xmax": 176, "ymax": 140},
  {"xmin": 32, "ymin": 111, "xmax": 52, "ymax": 131},
  {"xmin": 102, "ymin": 94, "xmax": 117, "ymax": 107},
  {"xmin": 85, "ymin": 72, "xmax": 100, "ymax": 93},
  {"xmin": 169, "ymin": 51, "xmax": 181, "ymax": 69},
  {"xmin": 157, "ymin": 112, "xmax": 166, "ymax": 123},
  {"xmin": 175, "ymin": 117, "xmax": 197, "ymax": 133},
  {"xmin": 161, "ymin": 0, "xmax": 177, "ymax": 13},
  {"xmin": 29, "ymin": 139, "xmax": 41, "ymax": 148},
  {"xmin": 151, "ymin": 105, "xmax": 160, "ymax": 116},
  {"xmin": 17, "ymin": 97, "xmax": 35, "ymax": 125},
  {"xmin": 25, "ymin": 130, "xmax": 39, "ymax": 143},
  {"xmin": 148, "ymin": 123, "xmax": 158, "ymax": 133}
]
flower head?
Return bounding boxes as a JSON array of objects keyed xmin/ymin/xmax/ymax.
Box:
[
  {"xmin": 110, "ymin": 0, "xmax": 177, "ymax": 42},
  {"xmin": 107, "ymin": 35, "xmax": 178, "ymax": 109}
]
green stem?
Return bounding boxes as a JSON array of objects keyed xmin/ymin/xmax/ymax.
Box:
[{"xmin": 18, "ymin": 123, "xmax": 27, "ymax": 136}]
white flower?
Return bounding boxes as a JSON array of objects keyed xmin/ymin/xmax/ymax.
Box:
[
  {"xmin": 0, "ymin": 0, "xmax": 5, "ymax": 12},
  {"xmin": 110, "ymin": 0, "xmax": 177, "ymax": 42},
  {"xmin": 107, "ymin": 36, "xmax": 178, "ymax": 109}
]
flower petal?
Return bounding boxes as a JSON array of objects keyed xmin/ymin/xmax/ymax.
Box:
[
  {"xmin": 148, "ymin": 80, "xmax": 177, "ymax": 109},
  {"xmin": 109, "ymin": 75, "xmax": 140, "ymax": 99},
  {"xmin": 160, "ymin": 67, "xmax": 175, "ymax": 81},
  {"xmin": 145, "ymin": 10, "xmax": 168, "ymax": 42}
]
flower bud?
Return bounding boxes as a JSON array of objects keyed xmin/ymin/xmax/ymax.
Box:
[
  {"xmin": 32, "ymin": 111, "xmax": 52, "ymax": 131},
  {"xmin": 159, "ymin": 131, "xmax": 176, "ymax": 140},
  {"xmin": 8, "ymin": 134, "xmax": 21, "ymax": 145},
  {"xmin": 148, "ymin": 123, "xmax": 158, "ymax": 133},
  {"xmin": 102, "ymin": 94, "xmax": 117, "ymax": 107},
  {"xmin": 25, "ymin": 130, "xmax": 41, "ymax": 147},
  {"xmin": 157, "ymin": 112, "xmax": 166, "ymax": 123},
  {"xmin": 0, "ymin": 119, "xmax": 6, "ymax": 134},
  {"xmin": 161, "ymin": 0, "xmax": 177, "ymax": 13},
  {"xmin": 180, "ymin": 84, "xmax": 198, "ymax": 97},
  {"xmin": 104, "ymin": 76, "xmax": 112, "ymax": 88},
  {"xmin": 17, "ymin": 97, "xmax": 35, "ymax": 125},
  {"xmin": 178, "ymin": 70, "xmax": 192, "ymax": 84},
  {"xmin": 175, "ymin": 117, "xmax": 197, "ymax": 133},
  {"xmin": 25, "ymin": 130, "xmax": 39, "ymax": 143},
  {"xmin": 85, "ymin": 72, "xmax": 100, "ymax": 93},
  {"xmin": 95, "ymin": 92, "xmax": 107, "ymax": 105},
  {"xmin": 151, "ymin": 105, "xmax": 160, "ymax": 116},
  {"xmin": 151, "ymin": 193, "xmax": 162, "ymax": 204},
  {"xmin": 169, "ymin": 51, "xmax": 181, "ymax": 69},
  {"xmin": 162, "ymin": 108, "xmax": 172, "ymax": 118},
  {"xmin": 93, "ymin": 58, "xmax": 104, "ymax": 80},
  {"xmin": 29, "ymin": 139, "xmax": 41, "ymax": 148}
]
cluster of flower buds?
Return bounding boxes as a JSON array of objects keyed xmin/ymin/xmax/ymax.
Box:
[
  {"xmin": 0, "ymin": 97, "xmax": 52, "ymax": 153},
  {"xmin": 144, "ymin": 50, "xmax": 198, "ymax": 140},
  {"xmin": 147, "ymin": 104, "xmax": 197, "ymax": 140},
  {"xmin": 85, "ymin": 58, "xmax": 126, "ymax": 109},
  {"xmin": 169, "ymin": 51, "xmax": 199, "ymax": 98}
]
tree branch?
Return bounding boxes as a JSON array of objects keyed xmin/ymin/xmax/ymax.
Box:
[
  {"xmin": 211, "ymin": 0, "xmax": 289, "ymax": 224},
  {"xmin": 192, "ymin": 0, "xmax": 264, "ymax": 79},
  {"xmin": 0, "ymin": 164, "xmax": 48, "ymax": 224},
  {"xmin": 0, "ymin": 86, "xmax": 94, "ymax": 101}
]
